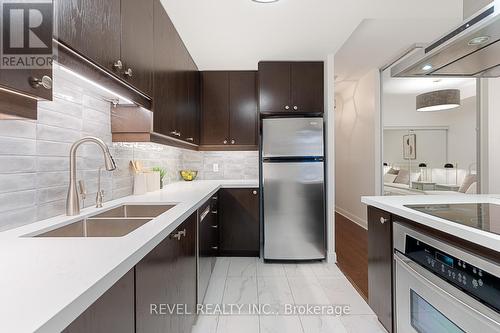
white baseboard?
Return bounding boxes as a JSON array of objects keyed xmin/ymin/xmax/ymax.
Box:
[{"xmin": 335, "ymin": 207, "xmax": 368, "ymax": 230}]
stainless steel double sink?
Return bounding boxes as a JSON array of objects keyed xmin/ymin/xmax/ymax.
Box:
[{"xmin": 35, "ymin": 204, "xmax": 176, "ymax": 238}]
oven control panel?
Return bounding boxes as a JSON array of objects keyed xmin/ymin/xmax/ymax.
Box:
[{"xmin": 404, "ymin": 235, "xmax": 499, "ymax": 313}]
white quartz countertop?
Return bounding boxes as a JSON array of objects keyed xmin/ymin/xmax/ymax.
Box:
[
  {"xmin": 0, "ymin": 180, "xmax": 258, "ymax": 333},
  {"xmin": 361, "ymin": 195, "xmax": 500, "ymax": 253}
]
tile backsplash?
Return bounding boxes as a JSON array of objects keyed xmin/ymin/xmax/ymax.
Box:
[{"xmin": 0, "ymin": 68, "xmax": 258, "ymax": 231}]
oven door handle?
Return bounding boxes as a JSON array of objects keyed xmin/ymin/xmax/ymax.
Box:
[{"xmin": 394, "ymin": 252, "xmax": 500, "ymax": 326}]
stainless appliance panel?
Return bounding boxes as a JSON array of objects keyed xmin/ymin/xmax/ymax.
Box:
[
  {"xmin": 263, "ymin": 161, "xmax": 325, "ymax": 260},
  {"xmin": 393, "ymin": 223, "xmax": 500, "ymax": 332},
  {"xmin": 262, "ymin": 118, "xmax": 323, "ymax": 157},
  {"xmin": 395, "ymin": 253, "xmax": 500, "ymax": 332}
]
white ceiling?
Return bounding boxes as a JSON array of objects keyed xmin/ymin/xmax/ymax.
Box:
[
  {"xmin": 160, "ymin": 0, "xmax": 463, "ymax": 70},
  {"xmin": 334, "ymin": 17, "xmax": 464, "ymax": 87}
]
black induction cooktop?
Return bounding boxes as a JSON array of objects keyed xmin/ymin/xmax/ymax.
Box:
[{"xmin": 404, "ymin": 203, "xmax": 500, "ymax": 236}]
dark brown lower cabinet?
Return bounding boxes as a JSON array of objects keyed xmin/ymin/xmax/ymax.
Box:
[
  {"xmin": 62, "ymin": 269, "xmax": 135, "ymax": 333},
  {"xmin": 368, "ymin": 206, "xmax": 393, "ymax": 333},
  {"xmin": 135, "ymin": 212, "xmax": 197, "ymax": 333},
  {"xmin": 219, "ymin": 188, "xmax": 260, "ymax": 256}
]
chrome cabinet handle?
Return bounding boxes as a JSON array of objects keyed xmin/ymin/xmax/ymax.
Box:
[
  {"xmin": 380, "ymin": 217, "xmax": 388, "ymax": 224},
  {"xmin": 285, "ymin": 105, "xmax": 290, "ymax": 110},
  {"xmin": 200, "ymin": 206, "xmax": 210, "ymax": 222},
  {"xmin": 113, "ymin": 60, "xmax": 123, "ymax": 70},
  {"xmin": 293, "ymin": 106, "xmax": 298, "ymax": 110},
  {"xmin": 176, "ymin": 131, "xmax": 181, "ymax": 137},
  {"xmin": 170, "ymin": 131, "xmax": 181, "ymax": 137},
  {"xmin": 211, "ymin": 246, "xmax": 219, "ymax": 250},
  {"xmin": 211, "ymin": 210, "xmax": 218, "ymax": 214},
  {"xmin": 124, "ymin": 68, "xmax": 133, "ymax": 77},
  {"xmin": 252, "ymin": 190, "xmax": 257, "ymax": 195},
  {"xmin": 179, "ymin": 229, "xmax": 186, "ymax": 237},
  {"xmin": 186, "ymin": 137, "xmax": 194, "ymax": 142},
  {"xmin": 29, "ymin": 75, "xmax": 52, "ymax": 89},
  {"xmin": 231, "ymin": 139, "xmax": 235, "ymax": 144},
  {"xmin": 210, "ymin": 225, "xmax": 218, "ymax": 229},
  {"xmin": 170, "ymin": 232, "xmax": 181, "ymax": 240},
  {"xmin": 223, "ymin": 140, "xmax": 228, "ymax": 144}
]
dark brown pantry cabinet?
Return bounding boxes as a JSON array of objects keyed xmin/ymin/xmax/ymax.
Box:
[
  {"xmin": 258, "ymin": 61, "xmax": 324, "ymax": 114},
  {"xmin": 367, "ymin": 206, "xmax": 393, "ymax": 333},
  {"xmin": 62, "ymin": 269, "xmax": 135, "ymax": 333},
  {"xmin": 136, "ymin": 212, "xmax": 197, "ymax": 333},
  {"xmin": 219, "ymin": 188, "xmax": 260, "ymax": 256},
  {"xmin": 200, "ymin": 71, "xmax": 258, "ymax": 150},
  {"xmin": 56, "ymin": 0, "xmax": 154, "ymax": 96}
]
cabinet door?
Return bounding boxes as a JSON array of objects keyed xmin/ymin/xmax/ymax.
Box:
[
  {"xmin": 229, "ymin": 71, "xmax": 258, "ymax": 146},
  {"xmin": 368, "ymin": 206, "xmax": 393, "ymax": 333},
  {"xmin": 136, "ymin": 227, "xmax": 180, "ymax": 333},
  {"xmin": 178, "ymin": 213, "xmax": 197, "ymax": 333},
  {"xmin": 152, "ymin": 1, "xmax": 177, "ymax": 137},
  {"xmin": 200, "ymin": 72, "xmax": 230, "ymax": 145},
  {"xmin": 290, "ymin": 62, "xmax": 324, "ymax": 114},
  {"xmin": 62, "ymin": 269, "xmax": 134, "ymax": 333},
  {"xmin": 258, "ymin": 62, "xmax": 291, "ymax": 113},
  {"xmin": 57, "ymin": 0, "xmax": 121, "ymax": 74},
  {"xmin": 219, "ymin": 188, "xmax": 260, "ymax": 256},
  {"xmin": 179, "ymin": 66, "xmax": 200, "ymax": 144},
  {"xmin": 120, "ymin": 0, "xmax": 154, "ymax": 96}
]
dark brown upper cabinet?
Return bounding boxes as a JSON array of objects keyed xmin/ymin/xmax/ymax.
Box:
[
  {"xmin": 153, "ymin": 0, "xmax": 199, "ymax": 145},
  {"xmin": 57, "ymin": 0, "xmax": 121, "ymax": 75},
  {"xmin": 120, "ymin": 0, "xmax": 154, "ymax": 96},
  {"xmin": 258, "ymin": 61, "xmax": 324, "ymax": 114},
  {"xmin": 56, "ymin": 0, "xmax": 153, "ymax": 97},
  {"xmin": 200, "ymin": 71, "xmax": 258, "ymax": 150}
]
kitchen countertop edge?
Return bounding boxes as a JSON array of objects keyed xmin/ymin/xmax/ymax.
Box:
[{"xmin": 0, "ymin": 180, "xmax": 258, "ymax": 333}]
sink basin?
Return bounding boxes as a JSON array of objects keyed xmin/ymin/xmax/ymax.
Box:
[
  {"xmin": 35, "ymin": 218, "xmax": 151, "ymax": 237},
  {"xmin": 92, "ymin": 204, "xmax": 176, "ymax": 218},
  {"xmin": 33, "ymin": 204, "xmax": 177, "ymax": 237}
]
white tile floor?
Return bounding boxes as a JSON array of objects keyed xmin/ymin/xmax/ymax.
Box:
[{"xmin": 192, "ymin": 257, "xmax": 388, "ymax": 333}]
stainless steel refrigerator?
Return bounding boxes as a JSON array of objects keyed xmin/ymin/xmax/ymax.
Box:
[{"xmin": 262, "ymin": 117, "xmax": 326, "ymax": 261}]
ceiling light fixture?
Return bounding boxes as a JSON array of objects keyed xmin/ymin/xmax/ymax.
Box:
[
  {"xmin": 421, "ymin": 64, "xmax": 433, "ymax": 72},
  {"xmin": 468, "ymin": 36, "xmax": 490, "ymax": 46},
  {"xmin": 416, "ymin": 89, "xmax": 461, "ymax": 112}
]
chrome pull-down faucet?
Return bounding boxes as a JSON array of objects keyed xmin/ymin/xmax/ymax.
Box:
[{"xmin": 66, "ymin": 137, "xmax": 116, "ymax": 216}]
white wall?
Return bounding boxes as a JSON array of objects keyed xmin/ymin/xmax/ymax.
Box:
[
  {"xmin": 335, "ymin": 69, "xmax": 380, "ymax": 228},
  {"xmin": 483, "ymin": 78, "xmax": 500, "ymax": 193},
  {"xmin": 383, "ymin": 93, "xmax": 477, "ymax": 171},
  {"xmin": 325, "ymin": 53, "xmax": 336, "ymax": 262}
]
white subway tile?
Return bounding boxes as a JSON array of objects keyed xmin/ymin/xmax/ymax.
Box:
[
  {"xmin": 0, "ymin": 156, "xmax": 36, "ymax": 173},
  {"xmin": 0, "ymin": 190, "xmax": 36, "ymax": 213},
  {"xmin": 37, "ymin": 185, "xmax": 68, "ymax": 204},
  {"xmin": 37, "ymin": 123, "xmax": 81, "ymax": 143},
  {"xmin": 0, "ymin": 119, "xmax": 36, "ymax": 139},
  {"xmin": 0, "ymin": 206, "xmax": 37, "ymax": 231},
  {"xmin": 0, "ymin": 136, "xmax": 36, "ymax": 155},
  {"xmin": 37, "ymin": 107, "xmax": 82, "ymax": 130},
  {"xmin": 0, "ymin": 173, "xmax": 37, "ymax": 193},
  {"xmin": 38, "ymin": 96, "xmax": 83, "ymax": 118}
]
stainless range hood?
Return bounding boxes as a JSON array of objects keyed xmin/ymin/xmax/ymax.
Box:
[{"xmin": 392, "ymin": 1, "xmax": 500, "ymax": 78}]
